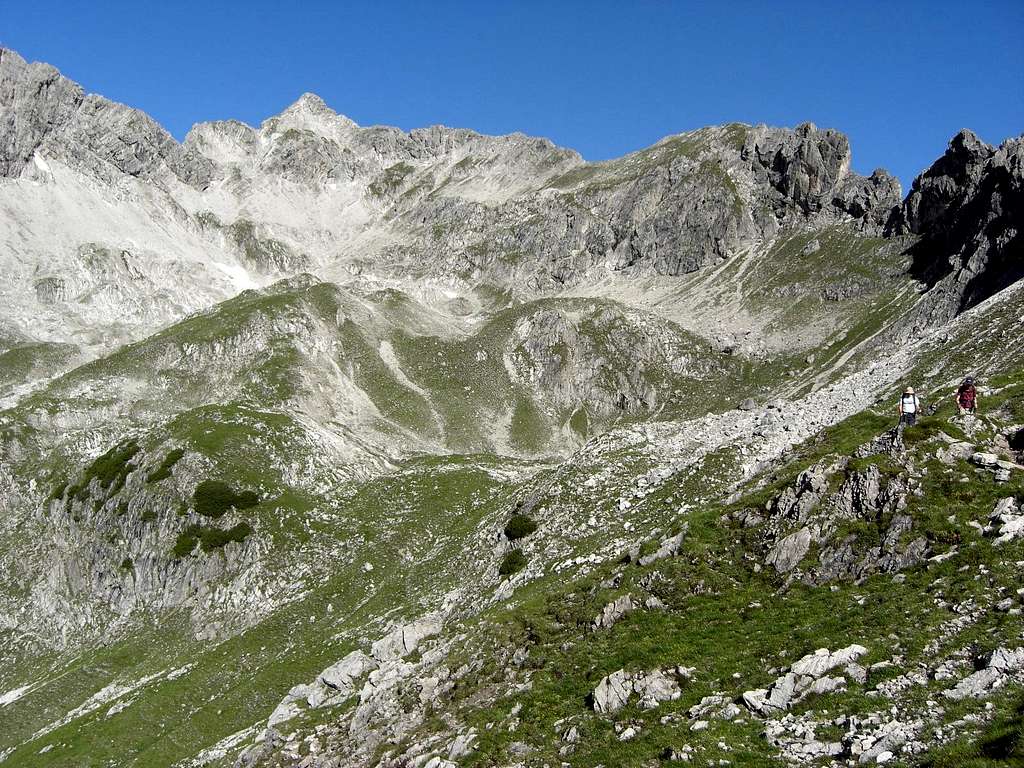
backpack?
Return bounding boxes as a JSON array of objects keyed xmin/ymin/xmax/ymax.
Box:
[{"xmin": 958, "ymin": 383, "xmax": 976, "ymax": 407}]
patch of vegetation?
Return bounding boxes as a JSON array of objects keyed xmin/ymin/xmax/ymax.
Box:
[
  {"xmin": 193, "ymin": 480, "xmax": 260, "ymax": 518},
  {"xmin": 45, "ymin": 481, "xmax": 69, "ymax": 506},
  {"xmin": 227, "ymin": 218, "xmax": 301, "ymax": 272},
  {"xmin": 369, "ymin": 162, "xmax": 414, "ymax": 196},
  {"xmin": 509, "ymin": 396, "xmax": 549, "ymax": 452},
  {"xmin": 172, "ymin": 521, "xmax": 255, "ymax": 558},
  {"xmin": 498, "ymin": 549, "xmax": 528, "ymax": 576},
  {"xmin": 147, "ymin": 447, "xmax": 186, "ymax": 483},
  {"xmin": 920, "ymin": 692, "xmax": 1024, "ymax": 766},
  {"xmin": 119, "ymin": 558, "xmax": 133, "ymax": 571},
  {"xmin": 0, "ymin": 341, "xmax": 77, "ymax": 389},
  {"xmin": 198, "ymin": 522, "xmax": 255, "ymax": 552},
  {"xmin": 504, "ymin": 513, "xmax": 538, "ymax": 541},
  {"xmin": 171, "ymin": 528, "xmax": 200, "ymax": 558},
  {"xmin": 67, "ymin": 440, "xmax": 141, "ymax": 501},
  {"xmin": 568, "ymin": 406, "xmax": 589, "ymax": 439}
]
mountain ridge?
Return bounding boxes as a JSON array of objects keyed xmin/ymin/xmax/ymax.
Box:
[{"xmin": 1, "ymin": 45, "xmax": 1023, "ymax": 768}]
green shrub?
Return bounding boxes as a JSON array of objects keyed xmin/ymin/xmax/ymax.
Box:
[
  {"xmin": 171, "ymin": 522, "xmax": 255, "ymax": 558},
  {"xmin": 119, "ymin": 557, "xmax": 133, "ymax": 571},
  {"xmin": 148, "ymin": 448, "xmax": 186, "ymax": 483},
  {"xmin": 198, "ymin": 522, "xmax": 254, "ymax": 552},
  {"xmin": 498, "ymin": 549, "xmax": 528, "ymax": 576},
  {"xmin": 71, "ymin": 440, "xmax": 141, "ymax": 500},
  {"xmin": 193, "ymin": 480, "xmax": 260, "ymax": 518},
  {"xmin": 87, "ymin": 440, "xmax": 141, "ymax": 493},
  {"xmin": 504, "ymin": 513, "xmax": 538, "ymax": 541},
  {"xmin": 172, "ymin": 525, "xmax": 201, "ymax": 558}
]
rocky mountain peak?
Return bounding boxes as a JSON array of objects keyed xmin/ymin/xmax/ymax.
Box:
[{"xmin": 272, "ymin": 91, "xmax": 358, "ymax": 133}]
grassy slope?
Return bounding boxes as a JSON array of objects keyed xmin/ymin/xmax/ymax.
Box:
[
  {"xmin": 383, "ymin": 376, "xmax": 1024, "ymax": 768},
  {"xmin": 0, "ymin": 455, "xmax": 539, "ymax": 766}
]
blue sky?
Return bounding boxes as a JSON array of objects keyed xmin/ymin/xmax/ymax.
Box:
[{"xmin": 2, "ymin": 1, "xmax": 1021, "ymax": 191}]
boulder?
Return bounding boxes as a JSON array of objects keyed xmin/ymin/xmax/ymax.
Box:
[
  {"xmin": 320, "ymin": 651, "xmax": 378, "ymax": 694},
  {"xmin": 593, "ymin": 669, "xmax": 634, "ymax": 714},
  {"xmin": 970, "ymin": 452, "xmax": 1000, "ymax": 468},
  {"xmin": 371, "ymin": 613, "xmax": 444, "ymax": 662},
  {"xmin": 942, "ymin": 646, "xmax": 1024, "ymax": 700},
  {"xmin": 593, "ymin": 594, "xmax": 636, "ymax": 630},
  {"xmin": 791, "ymin": 645, "xmax": 868, "ymax": 677},
  {"xmin": 592, "ymin": 667, "xmax": 683, "ymax": 714},
  {"xmin": 634, "ymin": 669, "xmax": 682, "ymax": 710},
  {"xmin": 743, "ymin": 645, "xmax": 867, "ymax": 715},
  {"xmin": 767, "ymin": 527, "xmax": 813, "ymax": 573}
]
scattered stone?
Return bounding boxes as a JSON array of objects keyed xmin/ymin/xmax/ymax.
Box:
[{"xmin": 638, "ymin": 529, "xmax": 687, "ymax": 566}]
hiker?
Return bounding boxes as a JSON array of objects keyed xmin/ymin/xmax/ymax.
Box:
[
  {"xmin": 898, "ymin": 386, "xmax": 921, "ymax": 426},
  {"xmin": 955, "ymin": 376, "xmax": 978, "ymax": 415}
]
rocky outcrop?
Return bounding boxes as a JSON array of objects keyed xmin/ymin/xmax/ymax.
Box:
[
  {"xmin": 742, "ymin": 644, "xmax": 867, "ymax": 716},
  {"xmin": 592, "ymin": 594, "xmax": 636, "ymax": 630},
  {"xmin": 743, "ymin": 122, "xmax": 900, "ymax": 233},
  {"xmin": 896, "ymin": 129, "xmax": 1024, "ymax": 331},
  {"xmin": 0, "ymin": 48, "xmax": 83, "ymax": 177},
  {"xmin": 592, "ymin": 667, "xmax": 685, "ymax": 714},
  {"xmin": 942, "ymin": 646, "xmax": 1024, "ymax": 700}
]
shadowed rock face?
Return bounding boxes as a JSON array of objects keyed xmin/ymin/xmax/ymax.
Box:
[{"xmin": 896, "ymin": 130, "xmax": 1024, "ymax": 330}]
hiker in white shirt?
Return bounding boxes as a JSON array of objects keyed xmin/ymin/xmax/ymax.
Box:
[{"xmin": 898, "ymin": 386, "xmax": 921, "ymax": 426}]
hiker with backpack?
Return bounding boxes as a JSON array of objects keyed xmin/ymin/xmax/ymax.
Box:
[
  {"xmin": 955, "ymin": 376, "xmax": 978, "ymax": 415},
  {"xmin": 898, "ymin": 386, "xmax": 921, "ymax": 426}
]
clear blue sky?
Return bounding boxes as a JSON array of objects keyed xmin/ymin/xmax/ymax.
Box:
[{"xmin": 2, "ymin": 1, "xmax": 1021, "ymax": 191}]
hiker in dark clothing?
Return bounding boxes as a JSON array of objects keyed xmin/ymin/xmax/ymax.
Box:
[
  {"xmin": 898, "ymin": 386, "xmax": 921, "ymax": 426},
  {"xmin": 955, "ymin": 377, "xmax": 978, "ymax": 415}
]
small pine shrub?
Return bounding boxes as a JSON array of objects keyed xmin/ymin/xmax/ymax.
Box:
[
  {"xmin": 148, "ymin": 447, "xmax": 186, "ymax": 483},
  {"xmin": 504, "ymin": 513, "xmax": 538, "ymax": 541},
  {"xmin": 86, "ymin": 440, "xmax": 141, "ymax": 495},
  {"xmin": 193, "ymin": 480, "xmax": 260, "ymax": 518},
  {"xmin": 171, "ymin": 522, "xmax": 254, "ymax": 558},
  {"xmin": 69, "ymin": 440, "xmax": 141, "ymax": 501},
  {"xmin": 46, "ymin": 482, "xmax": 69, "ymax": 506},
  {"xmin": 498, "ymin": 549, "xmax": 528, "ymax": 576},
  {"xmin": 172, "ymin": 525, "xmax": 202, "ymax": 558},
  {"xmin": 119, "ymin": 557, "xmax": 133, "ymax": 571},
  {"xmin": 199, "ymin": 522, "xmax": 254, "ymax": 552}
]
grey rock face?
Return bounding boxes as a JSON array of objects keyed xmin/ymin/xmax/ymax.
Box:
[
  {"xmin": 592, "ymin": 667, "xmax": 683, "ymax": 714},
  {"xmin": 0, "ymin": 48, "xmax": 211, "ymax": 186},
  {"xmin": 741, "ymin": 121, "xmax": 901, "ymax": 233},
  {"xmin": 896, "ymin": 130, "xmax": 1024, "ymax": 330},
  {"xmin": 0, "ymin": 48, "xmax": 83, "ymax": 178}
]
